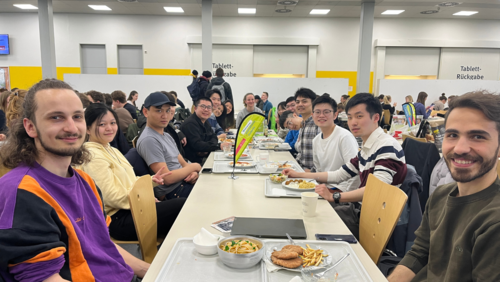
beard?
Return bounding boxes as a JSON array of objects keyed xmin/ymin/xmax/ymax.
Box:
[
  {"xmin": 444, "ymin": 146, "xmax": 499, "ymax": 183},
  {"xmin": 37, "ymin": 129, "xmax": 84, "ymax": 157}
]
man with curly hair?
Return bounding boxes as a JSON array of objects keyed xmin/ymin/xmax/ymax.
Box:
[{"xmin": 0, "ymin": 79, "xmax": 149, "ymax": 282}]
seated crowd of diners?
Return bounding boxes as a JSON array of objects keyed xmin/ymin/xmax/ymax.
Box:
[{"xmin": 0, "ymin": 77, "xmax": 499, "ymax": 282}]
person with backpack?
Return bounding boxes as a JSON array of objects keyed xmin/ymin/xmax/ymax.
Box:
[
  {"xmin": 207, "ymin": 68, "xmax": 233, "ymax": 102},
  {"xmin": 187, "ymin": 70, "xmax": 211, "ymax": 113}
]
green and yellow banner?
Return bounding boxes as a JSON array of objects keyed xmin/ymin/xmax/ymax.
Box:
[{"xmin": 233, "ymin": 112, "xmax": 266, "ymax": 164}]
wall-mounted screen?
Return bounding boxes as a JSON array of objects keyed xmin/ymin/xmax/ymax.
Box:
[{"xmin": 0, "ymin": 35, "xmax": 10, "ymax": 55}]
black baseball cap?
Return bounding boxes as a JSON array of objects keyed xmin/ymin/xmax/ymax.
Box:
[{"xmin": 144, "ymin": 92, "xmax": 176, "ymax": 108}]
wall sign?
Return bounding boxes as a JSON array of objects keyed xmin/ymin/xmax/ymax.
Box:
[
  {"xmin": 212, "ymin": 63, "xmax": 237, "ymax": 77},
  {"xmin": 456, "ymin": 66, "xmax": 484, "ymax": 80},
  {"xmin": 438, "ymin": 48, "xmax": 500, "ymax": 80}
]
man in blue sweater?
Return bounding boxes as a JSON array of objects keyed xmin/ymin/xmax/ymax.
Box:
[{"xmin": 283, "ymin": 96, "xmax": 299, "ymax": 155}]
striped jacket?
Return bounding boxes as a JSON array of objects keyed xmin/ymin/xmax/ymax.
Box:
[{"xmin": 327, "ymin": 127, "xmax": 407, "ymax": 189}]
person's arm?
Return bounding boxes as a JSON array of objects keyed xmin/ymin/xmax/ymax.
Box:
[
  {"xmin": 471, "ymin": 222, "xmax": 500, "ymax": 281},
  {"xmin": 115, "ymin": 243, "xmax": 150, "ymax": 278},
  {"xmin": 285, "ymin": 130, "xmax": 299, "ymax": 151},
  {"xmin": 213, "ymin": 120, "xmax": 225, "ymax": 136},
  {"xmin": 388, "ymin": 265, "xmax": 415, "ymax": 282},
  {"xmin": 235, "ymin": 112, "xmax": 243, "ymax": 128},
  {"xmin": 150, "ymin": 161, "xmax": 200, "ymax": 186},
  {"xmin": 176, "ymin": 154, "xmax": 200, "ymax": 184}
]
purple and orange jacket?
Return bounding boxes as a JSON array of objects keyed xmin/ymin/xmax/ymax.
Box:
[{"xmin": 0, "ymin": 163, "xmax": 134, "ymax": 282}]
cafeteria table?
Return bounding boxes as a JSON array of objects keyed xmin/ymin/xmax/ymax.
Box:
[{"xmin": 142, "ymin": 148, "xmax": 388, "ymax": 282}]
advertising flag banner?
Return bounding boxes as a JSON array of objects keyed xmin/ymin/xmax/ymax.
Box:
[{"xmin": 233, "ymin": 112, "xmax": 266, "ymax": 164}]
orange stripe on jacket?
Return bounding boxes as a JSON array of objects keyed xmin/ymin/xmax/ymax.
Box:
[
  {"xmin": 19, "ymin": 176, "xmax": 96, "ymax": 282},
  {"xmin": 74, "ymin": 169, "xmax": 112, "ymax": 227},
  {"xmin": 8, "ymin": 247, "xmax": 66, "ymax": 267}
]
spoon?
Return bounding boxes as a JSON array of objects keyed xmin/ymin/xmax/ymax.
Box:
[
  {"xmin": 286, "ymin": 233, "xmax": 296, "ymax": 245},
  {"xmin": 310, "ymin": 253, "xmax": 350, "ymax": 279}
]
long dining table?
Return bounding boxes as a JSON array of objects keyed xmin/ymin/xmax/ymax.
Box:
[{"xmin": 142, "ymin": 147, "xmax": 388, "ymax": 282}]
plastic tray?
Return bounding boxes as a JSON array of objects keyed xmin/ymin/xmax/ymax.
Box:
[
  {"xmin": 213, "ymin": 151, "xmax": 253, "ymax": 161},
  {"xmin": 256, "ymin": 162, "xmax": 304, "ymax": 175},
  {"xmin": 264, "ymin": 239, "xmax": 373, "ymax": 282},
  {"xmin": 258, "ymin": 143, "xmax": 292, "ymax": 151},
  {"xmin": 154, "ymin": 238, "xmax": 268, "ymax": 282},
  {"xmin": 264, "ymin": 179, "xmax": 323, "ymax": 198},
  {"xmin": 213, "ymin": 161, "xmax": 259, "ymax": 174}
]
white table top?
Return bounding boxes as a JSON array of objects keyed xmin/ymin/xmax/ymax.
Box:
[{"xmin": 142, "ymin": 148, "xmax": 387, "ymax": 282}]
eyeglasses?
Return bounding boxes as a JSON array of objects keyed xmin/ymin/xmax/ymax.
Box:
[
  {"xmin": 313, "ymin": 110, "xmax": 333, "ymax": 116},
  {"xmin": 199, "ymin": 104, "xmax": 213, "ymax": 110}
]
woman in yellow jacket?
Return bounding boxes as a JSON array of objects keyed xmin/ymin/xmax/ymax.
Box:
[{"xmin": 80, "ymin": 103, "xmax": 185, "ymax": 241}]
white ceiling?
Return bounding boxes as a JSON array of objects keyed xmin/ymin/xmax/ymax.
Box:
[{"xmin": 1, "ymin": 0, "xmax": 500, "ymax": 20}]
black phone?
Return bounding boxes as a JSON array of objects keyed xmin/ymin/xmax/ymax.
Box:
[
  {"xmin": 202, "ymin": 168, "xmax": 212, "ymax": 174},
  {"xmin": 315, "ymin": 234, "xmax": 357, "ymax": 244}
]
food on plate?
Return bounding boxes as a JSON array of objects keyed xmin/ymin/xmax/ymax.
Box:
[
  {"xmin": 220, "ymin": 239, "xmax": 260, "ymax": 254},
  {"xmin": 229, "ymin": 161, "xmax": 252, "ymax": 167},
  {"xmin": 282, "ymin": 245, "xmax": 304, "ymax": 255},
  {"xmin": 269, "ymin": 173, "xmax": 287, "ymax": 184},
  {"xmin": 219, "ymin": 138, "xmax": 234, "ymax": 144},
  {"xmin": 271, "ymin": 255, "xmax": 303, "ymax": 269},
  {"xmin": 272, "ymin": 249, "xmax": 299, "ymax": 260},
  {"xmin": 227, "ymin": 153, "xmax": 248, "ymax": 158},
  {"xmin": 284, "ymin": 179, "xmax": 316, "ymax": 189},
  {"xmin": 277, "ymin": 163, "xmax": 292, "ymax": 169},
  {"xmin": 300, "ymin": 244, "xmax": 329, "ymax": 267}
]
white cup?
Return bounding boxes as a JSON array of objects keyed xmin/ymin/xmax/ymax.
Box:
[
  {"xmin": 301, "ymin": 192, "xmax": 319, "ymax": 217},
  {"xmin": 257, "ymin": 152, "xmax": 269, "ymax": 165}
]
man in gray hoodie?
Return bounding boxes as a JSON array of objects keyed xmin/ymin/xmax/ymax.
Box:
[{"xmin": 207, "ymin": 68, "xmax": 233, "ymax": 102}]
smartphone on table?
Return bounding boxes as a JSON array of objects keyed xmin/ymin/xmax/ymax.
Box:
[
  {"xmin": 202, "ymin": 168, "xmax": 212, "ymax": 174},
  {"xmin": 315, "ymin": 234, "xmax": 357, "ymax": 244}
]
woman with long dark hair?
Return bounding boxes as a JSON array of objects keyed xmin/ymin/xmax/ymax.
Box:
[
  {"xmin": 127, "ymin": 90, "xmax": 138, "ymax": 107},
  {"xmin": 414, "ymin": 91, "xmax": 430, "ymax": 119},
  {"xmin": 214, "ymin": 102, "xmax": 227, "ymax": 131},
  {"xmin": 79, "ymin": 103, "xmax": 185, "ymax": 241},
  {"xmin": 224, "ymin": 99, "xmax": 235, "ymax": 130}
]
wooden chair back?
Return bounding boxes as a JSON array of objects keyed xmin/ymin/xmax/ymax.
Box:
[
  {"xmin": 430, "ymin": 110, "xmax": 447, "ymax": 117},
  {"xmin": 128, "ymin": 175, "xmax": 158, "ymax": 263},
  {"xmin": 132, "ymin": 136, "xmax": 138, "ymax": 148},
  {"xmin": 402, "ymin": 134, "xmax": 427, "ymax": 143},
  {"xmin": 383, "ymin": 110, "xmax": 391, "ymax": 126},
  {"xmin": 359, "ymin": 174, "xmax": 408, "ymax": 264}
]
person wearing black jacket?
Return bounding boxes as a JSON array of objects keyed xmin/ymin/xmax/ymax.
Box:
[
  {"xmin": 181, "ymin": 97, "xmax": 222, "ymax": 165},
  {"xmin": 199, "ymin": 71, "xmax": 212, "ymax": 100}
]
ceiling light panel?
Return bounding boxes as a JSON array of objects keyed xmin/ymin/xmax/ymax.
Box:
[
  {"xmin": 13, "ymin": 4, "xmax": 38, "ymax": 9},
  {"xmin": 310, "ymin": 9, "xmax": 330, "ymax": 15},
  {"xmin": 382, "ymin": 10, "xmax": 405, "ymax": 15},
  {"xmin": 238, "ymin": 8, "xmax": 256, "ymax": 14},
  {"xmin": 164, "ymin": 7, "xmax": 184, "ymax": 13},
  {"xmin": 88, "ymin": 5, "xmax": 111, "ymax": 11},
  {"xmin": 453, "ymin": 11, "xmax": 478, "ymax": 16}
]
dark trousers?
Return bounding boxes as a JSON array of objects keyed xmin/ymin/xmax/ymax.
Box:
[
  {"xmin": 109, "ymin": 197, "xmax": 186, "ymax": 241},
  {"xmin": 165, "ymin": 182, "xmax": 194, "ymax": 199},
  {"xmin": 332, "ymin": 202, "xmax": 362, "ymax": 240}
]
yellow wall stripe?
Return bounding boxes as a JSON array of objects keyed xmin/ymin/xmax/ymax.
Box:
[
  {"xmin": 107, "ymin": 68, "xmax": 118, "ymax": 75},
  {"xmin": 316, "ymin": 71, "xmax": 374, "ymax": 96},
  {"xmin": 144, "ymin": 68, "xmax": 191, "ymax": 76},
  {"xmin": 57, "ymin": 67, "xmax": 80, "ymax": 81},
  {"xmin": 9, "ymin": 66, "xmax": 43, "ymax": 90}
]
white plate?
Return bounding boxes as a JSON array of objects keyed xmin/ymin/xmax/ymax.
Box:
[
  {"xmin": 225, "ymin": 153, "xmax": 250, "ymax": 159},
  {"xmin": 228, "ymin": 161, "xmax": 256, "ymax": 168},
  {"xmin": 265, "ymin": 243, "xmax": 332, "ymax": 272},
  {"xmin": 281, "ymin": 178, "xmax": 318, "ymax": 192}
]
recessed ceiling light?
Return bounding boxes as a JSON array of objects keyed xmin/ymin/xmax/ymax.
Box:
[
  {"xmin": 164, "ymin": 7, "xmax": 184, "ymax": 13},
  {"xmin": 13, "ymin": 4, "xmax": 38, "ymax": 9},
  {"xmin": 453, "ymin": 11, "xmax": 478, "ymax": 16},
  {"xmin": 438, "ymin": 2, "xmax": 460, "ymax": 7},
  {"xmin": 382, "ymin": 10, "xmax": 405, "ymax": 15},
  {"xmin": 276, "ymin": 8, "xmax": 292, "ymax": 13},
  {"xmin": 277, "ymin": 0, "xmax": 297, "ymax": 5},
  {"xmin": 88, "ymin": 5, "xmax": 111, "ymax": 11},
  {"xmin": 238, "ymin": 8, "xmax": 256, "ymax": 14},
  {"xmin": 310, "ymin": 9, "xmax": 330, "ymax": 15},
  {"xmin": 421, "ymin": 10, "xmax": 439, "ymax": 14}
]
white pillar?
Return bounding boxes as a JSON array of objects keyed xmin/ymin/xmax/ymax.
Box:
[
  {"xmin": 373, "ymin": 46, "xmax": 386, "ymax": 95},
  {"xmin": 201, "ymin": 0, "xmax": 213, "ymax": 72},
  {"xmin": 38, "ymin": 0, "xmax": 57, "ymax": 79},
  {"xmin": 356, "ymin": 1, "xmax": 375, "ymax": 93},
  {"xmin": 307, "ymin": 46, "xmax": 317, "ymax": 78}
]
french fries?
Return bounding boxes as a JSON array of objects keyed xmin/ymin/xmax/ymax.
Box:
[{"xmin": 299, "ymin": 244, "xmax": 329, "ymax": 267}]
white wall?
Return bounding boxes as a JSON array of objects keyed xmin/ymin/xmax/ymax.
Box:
[
  {"xmin": 65, "ymin": 74, "xmax": 348, "ymax": 112},
  {"xmin": 190, "ymin": 44, "xmax": 254, "ymax": 77},
  {"xmin": 438, "ymin": 48, "xmax": 500, "ymax": 80},
  {"xmin": 385, "ymin": 47, "xmax": 440, "ymax": 76},
  {"xmin": 379, "ymin": 79, "xmax": 500, "ymax": 109},
  {"xmin": 3, "ymin": 13, "xmax": 500, "ymax": 76}
]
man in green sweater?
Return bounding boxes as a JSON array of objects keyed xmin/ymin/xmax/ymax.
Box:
[{"xmin": 389, "ymin": 91, "xmax": 500, "ymax": 282}]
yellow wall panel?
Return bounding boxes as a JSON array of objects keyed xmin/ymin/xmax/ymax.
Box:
[
  {"xmin": 144, "ymin": 69, "xmax": 191, "ymax": 76},
  {"xmin": 107, "ymin": 68, "xmax": 118, "ymax": 75},
  {"xmin": 9, "ymin": 66, "xmax": 42, "ymax": 90},
  {"xmin": 316, "ymin": 71, "xmax": 374, "ymax": 97},
  {"xmin": 57, "ymin": 67, "xmax": 80, "ymax": 81}
]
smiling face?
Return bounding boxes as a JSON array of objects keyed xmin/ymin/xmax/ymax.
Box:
[
  {"xmin": 245, "ymin": 94, "xmax": 255, "ymax": 108},
  {"xmin": 347, "ymin": 103, "xmax": 379, "ymax": 140},
  {"xmin": 295, "ymin": 96, "xmax": 312, "ymax": 116},
  {"xmin": 286, "ymin": 101, "xmax": 296, "ymax": 113},
  {"xmin": 225, "ymin": 101, "xmax": 232, "ymax": 114},
  {"xmin": 87, "ymin": 111, "xmax": 117, "ymax": 145},
  {"xmin": 195, "ymin": 99, "xmax": 213, "ymax": 121},
  {"xmin": 313, "ymin": 103, "xmax": 337, "ymax": 129},
  {"xmin": 210, "ymin": 93, "xmax": 221, "ymax": 108},
  {"xmin": 443, "ymin": 107, "xmax": 500, "ymax": 183},
  {"xmin": 284, "ymin": 113, "xmax": 303, "ymax": 130},
  {"xmin": 25, "ymin": 89, "xmax": 86, "ymax": 158}
]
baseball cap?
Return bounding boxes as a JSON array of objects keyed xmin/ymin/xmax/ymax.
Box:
[{"xmin": 144, "ymin": 92, "xmax": 176, "ymax": 108}]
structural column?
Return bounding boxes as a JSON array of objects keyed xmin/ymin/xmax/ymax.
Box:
[
  {"xmin": 38, "ymin": 0, "xmax": 57, "ymax": 79},
  {"xmin": 356, "ymin": 1, "xmax": 375, "ymax": 93},
  {"xmin": 201, "ymin": 0, "xmax": 213, "ymax": 72}
]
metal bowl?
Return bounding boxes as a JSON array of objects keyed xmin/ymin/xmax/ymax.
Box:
[{"xmin": 217, "ymin": 236, "xmax": 265, "ymax": 269}]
